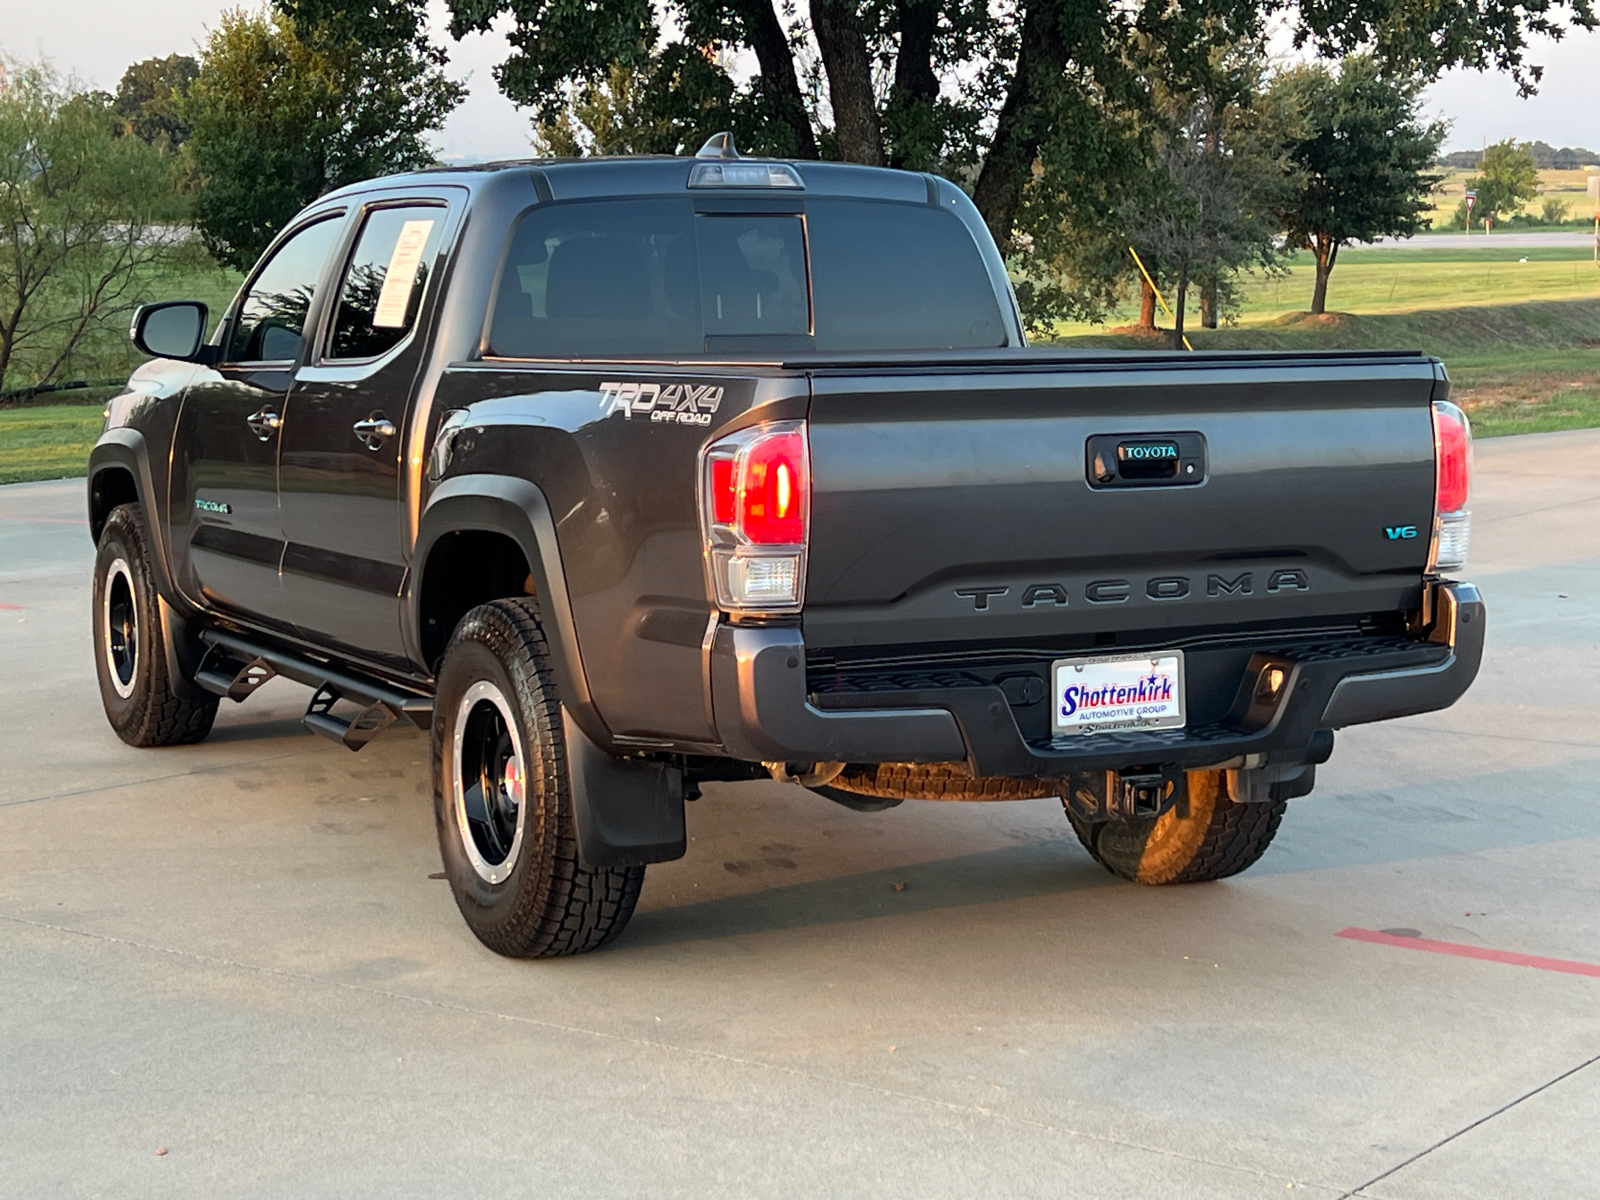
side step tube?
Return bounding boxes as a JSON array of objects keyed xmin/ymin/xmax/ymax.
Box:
[{"xmin": 197, "ymin": 629, "xmax": 433, "ymax": 751}]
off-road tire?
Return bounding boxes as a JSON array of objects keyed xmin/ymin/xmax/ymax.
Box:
[
  {"xmin": 92, "ymin": 504, "xmax": 218, "ymax": 747},
  {"xmin": 1066, "ymin": 770, "xmax": 1285, "ymax": 884},
  {"xmin": 831, "ymin": 761, "xmax": 1062, "ymax": 801},
  {"xmin": 432, "ymin": 599, "xmax": 644, "ymax": 957}
]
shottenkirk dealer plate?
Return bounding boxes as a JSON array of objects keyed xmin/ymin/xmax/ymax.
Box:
[{"xmin": 1051, "ymin": 650, "xmax": 1186, "ymax": 737}]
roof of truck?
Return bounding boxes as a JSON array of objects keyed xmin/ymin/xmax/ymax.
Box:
[{"xmin": 320, "ymin": 149, "xmax": 945, "ymax": 207}]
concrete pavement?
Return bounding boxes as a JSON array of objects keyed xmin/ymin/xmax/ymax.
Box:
[{"xmin": 3, "ymin": 430, "xmax": 1599, "ymax": 1197}]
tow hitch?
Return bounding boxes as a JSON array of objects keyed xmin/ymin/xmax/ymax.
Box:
[{"xmin": 1065, "ymin": 767, "xmax": 1187, "ymax": 824}]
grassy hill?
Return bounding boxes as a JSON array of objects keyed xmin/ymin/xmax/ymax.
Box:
[{"xmin": 1045, "ymin": 297, "xmax": 1600, "ymax": 438}]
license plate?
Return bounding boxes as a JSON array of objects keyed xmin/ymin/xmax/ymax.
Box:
[{"xmin": 1051, "ymin": 650, "xmax": 1186, "ymax": 737}]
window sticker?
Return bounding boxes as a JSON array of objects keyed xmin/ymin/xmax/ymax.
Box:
[{"xmin": 372, "ymin": 218, "xmax": 436, "ymax": 328}]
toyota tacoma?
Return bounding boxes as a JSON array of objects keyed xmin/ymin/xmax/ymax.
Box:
[{"xmin": 87, "ymin": 136, "xmax": 1483, "ymax": 957}]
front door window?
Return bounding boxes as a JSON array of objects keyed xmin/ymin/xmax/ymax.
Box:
[{"xmin": 227, "ymin": 217, "xmax": 344, "ymax": 363}]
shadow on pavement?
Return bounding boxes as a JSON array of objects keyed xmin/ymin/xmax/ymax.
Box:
[{"xmin": 622, "ymin": 838, "xmax": 1117, "ymax": 949}]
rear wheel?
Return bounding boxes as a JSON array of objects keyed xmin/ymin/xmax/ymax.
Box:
[
  {"xmin": 432, "ymin": 599, "xmax": 644, "ymax": 957},
  {"xmin": 92, "ymin": 504, "xmax": 217, "ymax": 747},
  {"xmin": 1067, "ymin": 770, "xmax": 1285, "ymax": 884}
]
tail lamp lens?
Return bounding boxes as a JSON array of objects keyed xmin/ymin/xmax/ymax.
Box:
[
  {"xmin": 701, "ymin": 421, "xmax": 809, "ymax": 612},
  {"xmin": 1430, "ymin": 400, "xmax": 1472, "ymax": 574}
]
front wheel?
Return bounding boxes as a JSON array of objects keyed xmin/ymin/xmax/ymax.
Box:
[
  {"xmin": 1067, "ymin": 770, "xmax": 1285, "ymax": 884},
  {"xmin": 92, "ymin": 504, "xmax": 217, "ymax": 747},
  {"xmin": 431, "ymin": 600, "xmax": 644, "ymax": 957}
]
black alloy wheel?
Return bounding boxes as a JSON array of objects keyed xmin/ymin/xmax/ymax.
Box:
[{"xmin": 91, "ymin": 503, "xmax": 217, "ymax": 746}]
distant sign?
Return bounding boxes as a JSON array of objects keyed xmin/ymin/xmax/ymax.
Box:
[
  {"xmin": 1588, "ymin": 175, "xmax": 1600, "ymax": 202},
  {"xmin": 1464, "ymin": 189, "xmax": 1476, "ymax": 212}
]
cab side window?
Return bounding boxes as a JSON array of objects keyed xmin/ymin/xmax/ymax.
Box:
[
  {"xmin": 327, "ymin": 206, "xmax": 447, "ymax": 361},
  {"xmin": 227, "ymin": 216, "xmax": 344, "ymax": 363}
]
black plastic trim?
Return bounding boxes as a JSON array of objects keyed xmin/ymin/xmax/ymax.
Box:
[
  {"xmin": 412, "ymin": 473, "xmax": 609, "ymax": 746},
  {"xmin": 1320, "ymin": 581, "xmax": 1483, "ymax": 727},
  {"xmin": 710, "ymin": 581, "xmax": 1484, "ymax": 775},
  {"xmin": 710, "ymin": 624, "xmax": 966, "ymax": 762}
]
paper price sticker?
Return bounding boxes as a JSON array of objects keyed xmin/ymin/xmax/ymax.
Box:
[{"xmin": 372, "ymin": 219, "xmax": 436, "ymax": 328}]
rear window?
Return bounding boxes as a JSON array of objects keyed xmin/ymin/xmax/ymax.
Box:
[
  {"xmin": 488, "ymin": 196, "xmax": 1005, "ymax": 358},
  {"xmin": 806, "ymin": 200, "xmax": 1005, "ymax": 351}
]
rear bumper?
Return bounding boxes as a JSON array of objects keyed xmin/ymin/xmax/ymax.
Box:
[{"xmin": 709, "ymin": 580, "xmax": 1483, "ymax": 776}]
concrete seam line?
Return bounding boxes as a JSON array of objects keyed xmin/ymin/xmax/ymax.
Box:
[
  {"xmin": 1386, "ymin": 725, "xmax": 1600, "ymax": 751},
  {"xmin": 1337, "ymin": 1050, "xmax": 1600, "ymax": 1199},
  {"xmin": 1473, "ymin": 493, "xmax": 1600, "ymax": 524},
  {"xmin": 0, "ymin": 913, "xmax": 1338, "ymax": 1195},
  {"xmin": 0, "ymin": 747, "xmax": 328, "ymax": 809}
]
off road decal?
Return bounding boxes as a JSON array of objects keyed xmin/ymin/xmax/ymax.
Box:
[{"xmin": 600, "ymin": 381, "xmax": 725, "ymax": 427}]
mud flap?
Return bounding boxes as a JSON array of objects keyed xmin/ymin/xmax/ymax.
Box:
[{"xmin": 563, "ymin": 710, "xmax": 686, "ymax": 867}]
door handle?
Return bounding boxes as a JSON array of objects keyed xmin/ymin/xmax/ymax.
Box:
[
  {"xmin": 353, "ymin": 413, "xmax": 397, "ymax": 451},
  {"xmin": 247, "ymin": 407, "xmax": 282, "ymax": 440}
]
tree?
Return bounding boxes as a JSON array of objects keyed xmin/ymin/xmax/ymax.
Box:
[
  {"xmin": 1265, "ymin": 56, "xmax": 1446, "ymax": 315},
  {"xmin": 1454, "ymin": 139, "xmax": 1539, "ymax": 225},
  {"xmin": 0, "ymin": 61, "xmax": 188, "ymax": 394},
  {"xmin": 186, "ymin": 4, "xmax": 463, "ymax": 271},
  {"xmin": 112, "ymin": 55, "xmax": 199, "ymax": 147},
  {"xmin": 444, "ymin": 0, "xmax": 1590, "ymax": 326},
  {"xmin": 533, "ymin": 50, "xmax": 760, "ymax": 157},
  {"xmin": 1122, "ymin": 75, "xmax": 1288, "ymax": 348}
]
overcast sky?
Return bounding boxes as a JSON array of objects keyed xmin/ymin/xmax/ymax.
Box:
[{"xmin": 4, "ymin": 0, "xmax": 1597, "ymax": 160}]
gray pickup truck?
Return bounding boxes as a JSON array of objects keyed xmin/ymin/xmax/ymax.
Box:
[{"xmin": 89, "ymin": 137, "xmax": 1483, "ymax": 957}]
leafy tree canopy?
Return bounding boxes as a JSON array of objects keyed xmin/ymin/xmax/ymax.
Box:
[
  {"xmin": 1458, "ymin": 139, "xmax": 1540, "ymax": 225},
  {"xmin": 0, "ymin": 61, "xmax": 189, "ymax": 392},
  {"xmin": 1264, "ymin": 55, "xmax": 1446, "ymax": 314},
  {"xmin": 186, "ymin": 3, "xmax": 464, "ymax": 271},
  {"xmin": 1121, "ymin": 48, "xmax": 1291, "ymax": 346},
  {"xmin": 112, "ymin": 54, "xmax": 199, "ymax": 147},
  {"xmin": 443, "ymin": 0, "xmax": 1590, "ymax": 327}
]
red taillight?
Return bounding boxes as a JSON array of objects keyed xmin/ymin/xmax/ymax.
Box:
[
  {"xmin": 1430, "ymin": 400, "xmax": 1472, "ymax": 574},
  {"xmin": 740, "ymin": 428, "xmax": 807, "ymax": 544},
  {"xmin": 711, "ymin": 457, "xmax": 737, "ymax": 525},
  {"xmin": 1433, "ymin": 400, "xmax": 1471, "ymax": 515},
  {"xmin": 701, "ymin": 421, "xmax": 810, "ymax": 612}
]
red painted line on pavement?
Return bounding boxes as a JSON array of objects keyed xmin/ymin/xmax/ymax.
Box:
[
  {"xmin": 0, "ymin": 604, "xmax": 22, "ymax": 611},
  {"xmin": 1338, "ymin": 927, "xmax": 1600, "ymax": 978}
]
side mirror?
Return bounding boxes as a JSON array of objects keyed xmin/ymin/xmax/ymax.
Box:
[{"xmin": 131, "ymin": 301, "xmax": 212, "ymax": 362}]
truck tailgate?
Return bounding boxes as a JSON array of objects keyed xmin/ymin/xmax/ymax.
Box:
[{"xmin": 801, "ymin": 352, "xmax": 1440, "ymax": 651}]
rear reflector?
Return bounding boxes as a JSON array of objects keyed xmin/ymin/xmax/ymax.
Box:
[
  {"xmin": 1430, "ymin": 400, "xmax": 1472, "ymax": 574},
  {"xmin": 700, "ymin": 420, "xmax": 810, "ymax": 613}
]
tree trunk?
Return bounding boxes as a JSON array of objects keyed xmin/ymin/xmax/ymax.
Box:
[
  {"xmin": 882, "ymin": 0, "xmax": 939, "ymax": 168},
  {"xmin": 970, "ymin": 0, "xmax": 1065, "ymax": 251},
  {"xmin": 894, "ymin": 0, "xmax": 938, "ymax": 100},
  {"xmin": 1171, "ymin": 262, "xmax": 1189, "ymax": 350},
  {"xmin": 810, "ymin": 0, "xmax": 885, "ymax": 165},
  {"xmin": 1310, "ymin": 237, "xmax": 1337, "ymax": 315},
  {"xmin": 1138, "ymin": 279, "xmax": 1156, "ymax": 330},
  {"xmin": 1200, "ymin": 277, "xmax": 1217, "ymax": 329},
  {"xmin": 733, "ymin": 0, "xmax": 820, "ymax": 159}
]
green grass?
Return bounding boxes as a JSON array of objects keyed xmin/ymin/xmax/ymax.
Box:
[
  {"xmin": 0, "ymin": 251, "xmax": 240, "ymax": 484},
  {"xmin": 1056, "ymin": 245, "xmax": 1600, "ymax": 335},
  {"xmin": 0, "ymin": 403, "xmax": 106, "ymax": 485},
  {"xmin": 1047, "ymin": 297, "xmax": 1600, "ymax": 438},
  {"xmin": 1, "ymin": 250, "xmax": 241, "ymax": 399}
]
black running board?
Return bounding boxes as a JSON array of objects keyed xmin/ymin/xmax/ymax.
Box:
[{"xmin": 196, "ymin": 629, "xmax": 433, "ymax": 751}]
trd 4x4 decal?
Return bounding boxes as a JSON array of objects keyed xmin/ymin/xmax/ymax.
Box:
[{"xmin": 601, "ymin": 381, "xmax": 725, "ymax": 426}]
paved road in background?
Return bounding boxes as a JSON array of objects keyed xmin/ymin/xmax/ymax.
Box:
[
  {"xmin": 1353, "ymin": 230, "xmax": 1597, "ymax": 251},
  {"xmin": 3, "ymin": 431, "xmax": 1599, "ymax": 1198}
]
